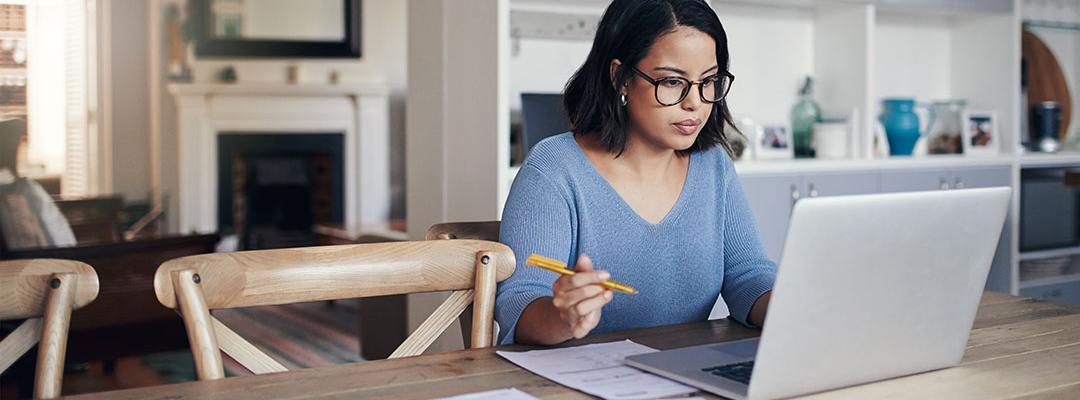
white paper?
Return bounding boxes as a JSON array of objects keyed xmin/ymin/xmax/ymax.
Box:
[
  {"xmin": 496, "ymin": 340, "xmax": 697, "ymax": 400},
  {"xmin": 436, "ymin": 388, "xmax": 539, "ymax": 400},
  {"xmin": 708, "ymin": 293, "xmax": 730, "ymax": 320}
]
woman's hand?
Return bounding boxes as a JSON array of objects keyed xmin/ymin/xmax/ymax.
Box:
[{"xmin": 550, "ymin": 253, "xmax": 614, "ymax": 339}]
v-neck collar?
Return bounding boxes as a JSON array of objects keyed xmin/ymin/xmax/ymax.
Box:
[{"xmin": 567, "ymin": 134, "xmax": 695, "ymax": 227}]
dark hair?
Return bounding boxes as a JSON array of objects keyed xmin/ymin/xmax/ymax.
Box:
[{"xmin": 563, "ymin": 0, "xmax": 735, "ymax": 156}]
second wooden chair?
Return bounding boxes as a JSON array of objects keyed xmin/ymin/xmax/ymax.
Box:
[
  {"xmin": 153, "ymin": 239, "xmax": 514, "ymax": 380},
  {"xmin": 0, "ymin": 259, "xmax": 98, "ymax": 399}
]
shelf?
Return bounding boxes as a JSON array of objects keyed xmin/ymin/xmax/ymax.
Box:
[
  {"xmin": 1018, "ymin": 153, "xmax": 1080, "ymax": 168},
  {"xmin": 1020, "ymin": 246, "xmax": 1080, "ymax": 261},
  {"xmin": 1020, "ymin": 272, "xmax": 1080, "ymax": 289},
  {"xmin": 1023, "ymin": 20, "xmax": 1080, "ymax": 31},
  {"xmin": 733, "ymin": 155, "xmax": 1015, "ymax": 175}
]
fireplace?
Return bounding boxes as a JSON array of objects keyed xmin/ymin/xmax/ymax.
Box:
[
  {"xmin": 168, "ymin": 82, "xmax": 391, "ymax": 237},
  {"xmin": 218, "ymin": 133, "xmax": 344, "ymax": 249}
]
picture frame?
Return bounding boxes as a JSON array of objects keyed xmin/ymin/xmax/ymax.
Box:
[
  {"xmin": 754, "ymin": 123, "xmax": 794, "ymax": 160},
  {"xmin": 189, "ymin": 0, "xmax": 362, "ymax": 59},
  {"xmin": 962, "ymin": 110, "xmax": 999, "ymax": 156}
]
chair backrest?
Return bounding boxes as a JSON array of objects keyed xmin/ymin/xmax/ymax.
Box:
[
  {"xmin": 0, "ymin": 259, "xmax": 99, "ymax": 399},
  {"xmin": 426, "ymin": 221, "xmax": 502, "ymax": 348},
  {"xmin": 426, "ymin": 221, "xmax": 500, "ymax": 241},
  {"xmin": 153, "ymin": 239, "xmax": 515, "ymax": 380}
]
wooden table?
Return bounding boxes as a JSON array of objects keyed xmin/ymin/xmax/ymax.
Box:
[{"xmin": 67, "ymin": 292, "xmax": 1080, "ymax": 399}]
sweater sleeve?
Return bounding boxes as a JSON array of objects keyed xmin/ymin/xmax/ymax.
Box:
[
  {"xmin": 495, "ymin": 164, "xmax": 575, "ymax": 345},
  {"xmin": 718, "ymin": 153, "xmax": 778, "ymax": 326}
]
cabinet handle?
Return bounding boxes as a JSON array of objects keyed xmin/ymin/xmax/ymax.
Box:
[
  {"xmin": 808, "ymin": 183, "xmax": 819, "ymax": 198},
  {"xmin": 939, "ymin": 177, "xmax": 950, "ymax": 190},
  {"xmin": 954, "ymin": 177, "xmax": 964, "ymax": 189},
  {"xmin": 790, "ymin": 184, "xmax": 801, "ymax": 206}
]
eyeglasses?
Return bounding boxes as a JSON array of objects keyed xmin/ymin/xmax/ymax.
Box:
[{"xmin": 629, "ymin": 66, "xmax": 734, "ymax": 107}]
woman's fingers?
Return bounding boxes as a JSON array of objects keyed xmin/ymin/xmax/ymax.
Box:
[
  {"xmin": 571, "ymin": 289, "xmax": 613, "ymax": 320},
  {"xmin": 572, "ymin": 309, "xmax": 604, "ymax": 339},
  {"xmin": 563, "ymin": 289, "xmax": 613, "ymax": 332},
  {"xmin": 574, "ymin": 253, "xmax": 594, "ymax": 272},
  {"xmin": 548, "ymin": 253, "xmax": 616, "ymax": 339},
  {"xmin": 552, "ymin": 283, "xmax": 604, "ymax": 309}
]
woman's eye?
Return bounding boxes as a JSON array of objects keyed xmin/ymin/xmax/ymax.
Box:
[
  {"xmin": 660, "ymin": 79, "xmax": 683, "ymax": 88},
  {"xmin": 702, "ymin": 77, "xmax": 719, "ymax": 87}
]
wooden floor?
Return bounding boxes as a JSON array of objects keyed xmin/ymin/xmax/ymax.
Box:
[{"xmin": 1, "ymin": 299, "xmax": 363, "ymax": 398}]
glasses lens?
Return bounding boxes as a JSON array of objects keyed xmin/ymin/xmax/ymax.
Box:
[
  {"xmin": 656, "ymin": 78, "xmax": 690, "ymax": 105},
  {"xmin": 701, "ymin": 75, "xmax": 731, "ymax": 103}
]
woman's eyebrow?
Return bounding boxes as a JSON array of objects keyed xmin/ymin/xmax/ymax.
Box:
[
  {"xmin": 652, "ymin": 65, "xmax": 720, "ymax": 77},
  {"xmin": 652, "ymin": 66, "xmax": 686, "ymax": 76}
]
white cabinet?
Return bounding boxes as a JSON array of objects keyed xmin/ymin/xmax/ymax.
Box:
[
  {"xmin": 742, "ymin": 165, "xmax": 1013, "ymax": 293},
  {"xmin": 741, "ymin": 171, "xmax": 880, "ymax": 262}
]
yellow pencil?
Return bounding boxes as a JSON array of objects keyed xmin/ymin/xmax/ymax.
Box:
[{"xmin": 526, "ymin": 254, "xmax": 638, "ymax": 294}]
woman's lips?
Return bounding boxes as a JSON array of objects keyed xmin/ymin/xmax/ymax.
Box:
[{"xmin": 673, "ymin": 119, "xmax": 701, "ymax": 134}]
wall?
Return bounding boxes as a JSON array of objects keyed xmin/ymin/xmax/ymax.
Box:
[{"xmin": 109, "ymin": 0, "xmax": 151, "ymax": 202}]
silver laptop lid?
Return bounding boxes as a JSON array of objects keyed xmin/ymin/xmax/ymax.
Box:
[{"xmin": 748, "ymin": 187, "xmax": 1011, "ymax": 400}]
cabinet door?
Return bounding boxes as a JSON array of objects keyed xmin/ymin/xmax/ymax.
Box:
[
  {"xmin": 950, "ymin": 166, "xmax": 1011, "ymax": 189},
  {"xmin": 951, "ymin": 166, "xmax": 1014, "ymax": 292},
  {"xmin": 1021, "ymin": 281, "xmax": 1080, "ymax": 306},
  {"xmin": 880, "ymin": 168, "xmax": 950, "ymax": 193},
  {"xmin": 802, "ymin": 171, "xmax": 880, "ymax": 198},
  {"xmin": 739, "ymin": 174, "xmax": 801, "ymax": 263}
]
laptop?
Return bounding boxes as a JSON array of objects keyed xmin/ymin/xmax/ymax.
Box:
[{"xmin": 625, "ymin": 187, "xmax": 1012, "ymax": 400}]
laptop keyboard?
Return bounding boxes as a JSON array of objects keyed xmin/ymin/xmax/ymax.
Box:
[{"xmin": 701, "ymin": 361, "xmax": 755, "ymax": 384}]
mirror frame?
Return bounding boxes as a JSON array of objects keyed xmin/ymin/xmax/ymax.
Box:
[{"xmin": 191, "ymin": 0, "xmax": 361, "ymax": 58}]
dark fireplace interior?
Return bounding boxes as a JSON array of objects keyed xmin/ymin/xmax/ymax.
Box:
[{"xmin": 218, "ymin": 133, "xmax": 344, "ymax": 250}]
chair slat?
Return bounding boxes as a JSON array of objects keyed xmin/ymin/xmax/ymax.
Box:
[
  {"xmin": 0, "ymin": 318, "xmax": 42, "ymax": 373},
  {"xmin": 212, "ymin": 316, "xmax": 288, "ymax": 375},
  {"xmin": 389, "ymin": 290, "xmax": 474, "ymax": 359}
]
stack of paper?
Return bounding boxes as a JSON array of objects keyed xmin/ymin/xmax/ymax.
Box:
[{"xmin": 497, "ymin": 340, "xmax": 698, "ymax": 400}]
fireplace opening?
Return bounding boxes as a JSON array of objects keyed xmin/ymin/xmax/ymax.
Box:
[{"xmin": 218, "ymin": 134, "xmax": 344, "ymax": 250}]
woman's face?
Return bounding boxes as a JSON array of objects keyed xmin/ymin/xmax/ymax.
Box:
[{"xmin": 619, "ymin": 26, "xmax": 718, "ymax": 152}]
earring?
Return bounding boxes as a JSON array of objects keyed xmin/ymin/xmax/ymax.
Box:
[{"xmin": 619, "ymin": 93, "xmax": 628, "ymax": 106}]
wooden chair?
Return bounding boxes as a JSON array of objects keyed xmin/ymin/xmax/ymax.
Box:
[
  {"xmin": 153, "ymin": 240, "xmax": 515, "ymax": 380},
  {"xmin": 426, "ymin": 221, "xmax": 501, "ymax": 347},
  {"xmin": 426, "ymin": 221, "xmax": 500, "ymax": 241},
  {"xmin": 0, "ymin": 259, "xmax": 99, "ymax": 399}
]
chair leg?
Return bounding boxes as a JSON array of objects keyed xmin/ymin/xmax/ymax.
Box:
[{"xmin": 34, "ymin": 273, "xmax": 77, "ymax": 400}]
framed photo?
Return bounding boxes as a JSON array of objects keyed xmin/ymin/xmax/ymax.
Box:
[
  {"xmin": 754, "ymin": 123, "xmax": 794, "ymax": 160},
  {"xmin": 962, "ymin": 110, "xmax": 999, "ymax": 156}
]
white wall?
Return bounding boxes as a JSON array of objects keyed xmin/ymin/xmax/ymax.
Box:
[
  {"xmin": 874, "ymin": 12, "xmax": 952, "ymax": 105},
  {"xmin": 109, "ymin": 0, "xmax": 151, "ymax": 202},
  {"xmin": 720, "ymin": 4, "xmax": 814, "ymax": 125}
]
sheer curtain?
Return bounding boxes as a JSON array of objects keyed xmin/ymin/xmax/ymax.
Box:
[{"xmin": 24, "ymin": 0, "xmax": 93, "ymax": 196}]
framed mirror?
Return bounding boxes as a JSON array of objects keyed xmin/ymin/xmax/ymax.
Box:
[{"xmin": 191, "ymin": 0, "xmax": 361, "ymax": 58}]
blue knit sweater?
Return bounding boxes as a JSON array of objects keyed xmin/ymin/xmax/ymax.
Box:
[{"xmin": 496, "ymin": 132, "xmax": 777, "ymax": 345}]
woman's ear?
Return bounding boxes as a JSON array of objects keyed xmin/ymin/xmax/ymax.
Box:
[{"xmin": 609, "ymin": 59, "xmax": 624, "ymax": 93}]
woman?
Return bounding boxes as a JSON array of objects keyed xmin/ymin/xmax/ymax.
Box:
[{"xmin": 497, "ymin": 0, "xmax": 775, "ymax": 345}]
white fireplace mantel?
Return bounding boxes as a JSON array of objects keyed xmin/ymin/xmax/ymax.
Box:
[{"xmin": 168, "ymin": 82, "xmax": 391, "ymax": 236}]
